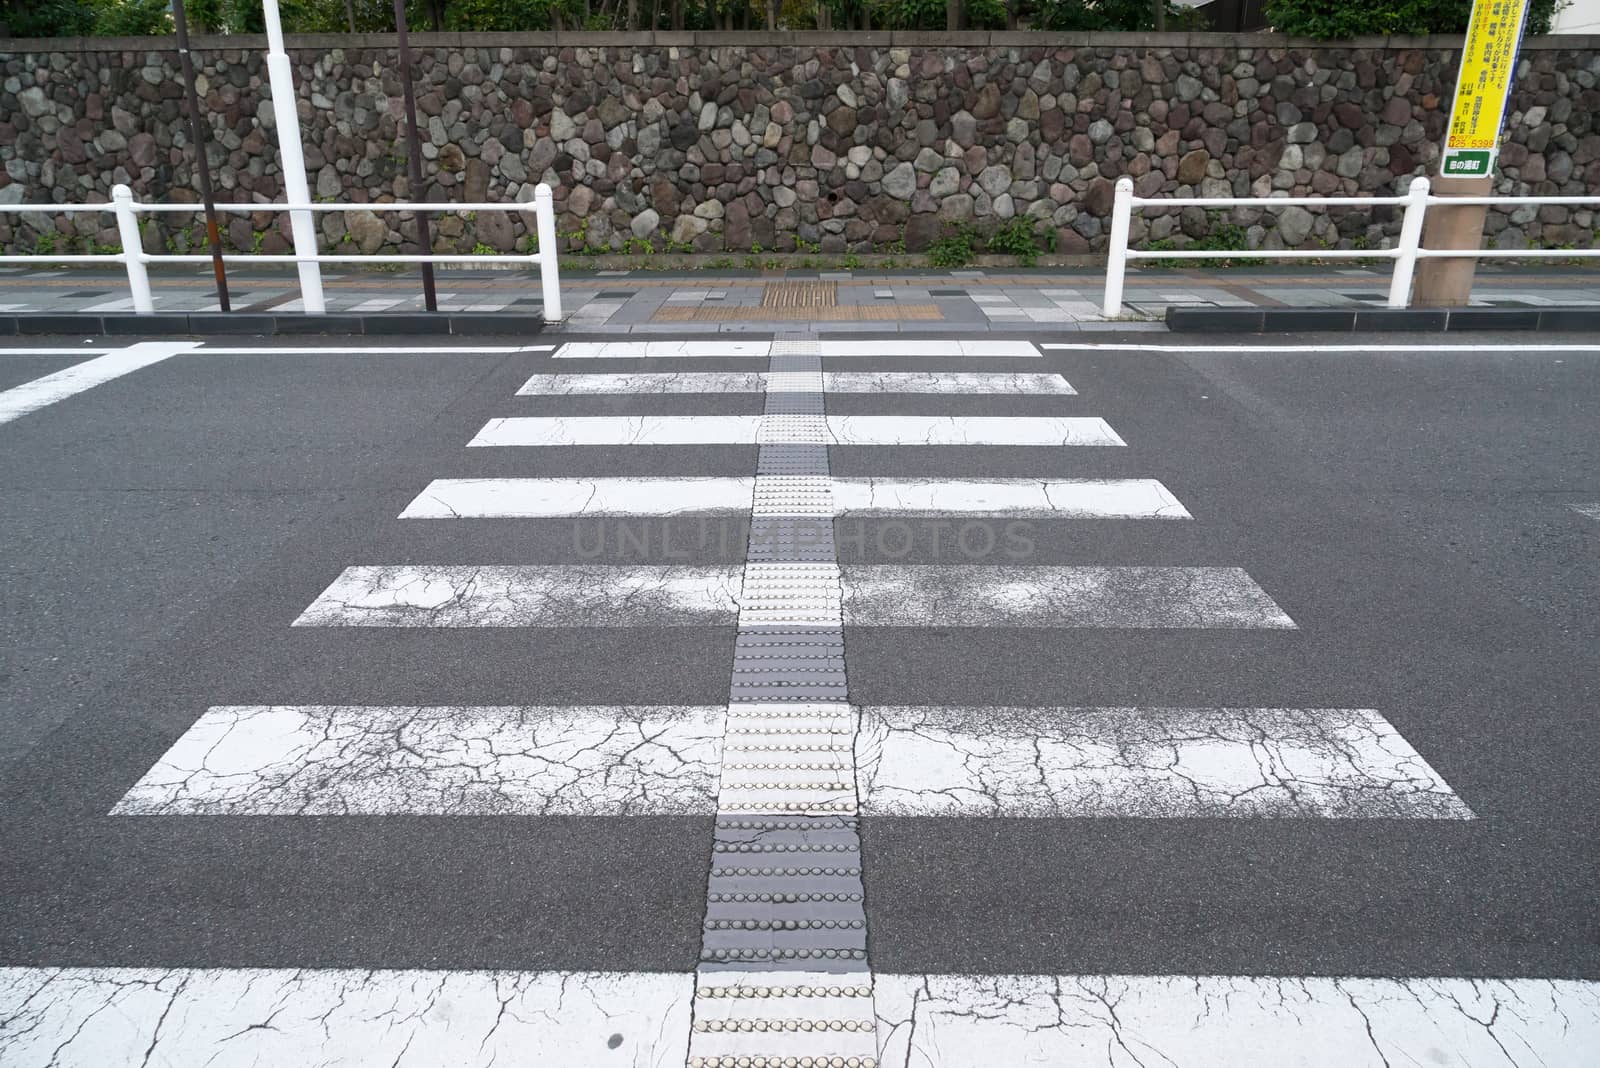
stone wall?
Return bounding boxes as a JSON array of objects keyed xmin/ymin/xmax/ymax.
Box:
[{"xmin": 2, "ymin": 30, "xmax": 1598, "ymax": 259}]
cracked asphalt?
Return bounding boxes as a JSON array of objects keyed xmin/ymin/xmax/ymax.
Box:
[{"xmin": 2, "ymin": 331, "xmax": 1598, "ymax": 995}]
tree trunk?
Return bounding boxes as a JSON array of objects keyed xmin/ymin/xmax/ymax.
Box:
[
  {"xmin": 1154, "ymin": 0, "xmax": 1167, "ymax": 30},
  {"xmin": 626, "ymin": 0, "xmax": 636, "ymax": 29},
  {"xmin": 946, "ymin": 0, "xmax": 961, "ymax": 31},
  {"xmin": 345, "ymin": 0, "xmax": 357, "ymax": 32},
  {"xmin": 652, "ymin": 0, "xmax": 662, "ymax": 29},
  {"xmin": 766, "ymin": 0, "xmax": 778, "ymax": 29},
  {"xmin": 1005, "ymin": 0, "xmax": 1017, "ymax": 29},
  {"xmin": 428, "ymin": 0, "xmax": 445, "ymax": 32},
  {"xmin": 671, "ymin": 0, "xmax": 682, "ymax": 30}
]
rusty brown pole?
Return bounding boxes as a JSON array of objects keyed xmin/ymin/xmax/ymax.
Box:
[
  {"xmin": 393, "ymin": 0, "xmax": 438, "ymax": 312},
  {"xmin": 170, "ymin": 0, "xmax": 230, "ymax": 312}
]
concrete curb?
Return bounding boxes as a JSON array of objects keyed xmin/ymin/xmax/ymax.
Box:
[
  {"xmin": 0, "ymin": 312, "xmax": 550, "ymax": 338},
  {"xmin": 1165, "ymin": 306, "xmax": 1600, "ymax": 333}
]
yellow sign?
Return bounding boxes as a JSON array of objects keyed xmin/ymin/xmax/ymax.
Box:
[{"xmin": 1441, "ymin": 0, "xmax": 1531, "ymax": 176}]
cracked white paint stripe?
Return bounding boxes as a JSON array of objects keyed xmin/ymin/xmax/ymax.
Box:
[
  {"xmin": 840, "ymin": 566, "xmax": 1296, "ymax": 628},
  {"xmin": 468, "ymin": 416, "xmax": 1123, "ymax": 447},
  {"xmin": 518, "ymin": 372, "xmax": 767, "ymax": 395},
  {"xmin": 111, "ymin": 705, "xmax": 725, "ymax": 816},
  {"xmin": 469, "ymin": 416, "xmax": 762, "ymax": 446},
  {"xmin": 823, "ymin": 372, "xmax": 1073, "ymax": 394},
  {"xmin": 398, "ymin": 478, "xmax": 1186, "ymax": 519},
  {"xmin": 511, "ymin": 372, "xmax": 1075, "ymax": 395},
  {"xmin": 400, "ymin": 478, "xmax": 756, "ymax": 518},
  {"xmin": 856, "ymin": 707, "xmax": 1472, "ymax": 819},
  {"xmin": 0, "ymin": 341, "xmax": 200, "ymax": 426},
  {"xmin": 0, "ymin": 968, "xmax": 691, "ymax": 1067},
  {"xmin": 826, "ymin": 416, "xmax": 1123, "ymax": 446},
  {"xmin": 292, "ymin": 565, "xmax": 743, "ymax": 627},
  {"xmin": 6, "ymin": 968, "xmax": 1593, "ymax": 1066},
  {"xmin": 873, "ymin": 974, "xmax": 1600, "ymax": 1067},
  {"xmin": 831, "ymin": 478, "xmax": 1190, "ymax": 518}
]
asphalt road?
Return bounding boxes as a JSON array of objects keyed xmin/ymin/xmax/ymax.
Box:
[{"xmin": 1, "ymin": 331, "xmax": 1597, "ymax": 1064}]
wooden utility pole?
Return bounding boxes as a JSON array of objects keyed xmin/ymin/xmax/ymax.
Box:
[{"xmin": 1413, "ymin": 0, "xmax": 1530, "ymax": 306}]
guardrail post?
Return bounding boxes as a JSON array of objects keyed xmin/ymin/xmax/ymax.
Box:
[
  {"xmin": 262, "ymin": 0, "xmax": 325, "ymax": 314},
  {"xmin": 112, "ymin": 184, "xmax": 154, "ymax": 315},
  {"xmin": 1387, "ymin": 175, "xmax": 1431, "ymax": 309},
  {"xmin": 1102, "ymin": 177, "xmax": 1135, "ymax": 318},
  {"xmin": 535, "ymin": 184, "xmax": 563, "ymax": 323}
]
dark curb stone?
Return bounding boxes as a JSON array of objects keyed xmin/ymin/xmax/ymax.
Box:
[
  {"xmin": 1165, "ymin": 307, "xmax": 1265, "ymax": 332},
  {"xmin": 1536, "ymin": 308, "xmax": 1600, "ymax": 331},
  {"xmin": 1445, "ymin": 308, "xmax": 1540, "ymax": 331},
  {"xmin": 0, "ymin": 313, "xmax": 549, "ymax": 337},
  {"xmin": 1354, "ymin": 309, "xmax": 1447, "ymax": 331},
  {"xmin": 272, "ymin": 314, "xmax": 367, "ymax": 334},
  {"xmin": 447, "ymin": 313, "xmax": 547, "ymax": 335},
  {"xmin": 361, "ymin": 313, "xmax": 454, "ymax": 335},
  {"xmin": 102, "ymin": 313, "xmax": 191, "ymax": 334},
  {"xmin": 1165, "ymin": 306, "xmax": 1597, "ymax": 334},
  {"xmin": 17, "ymin": 315, "xmax": 100, "ymax": 335},
  {"xmin": 1261, "ymin": 309, "xmax": 1356, "ymax": 332},
  {"xmin": 187, "ymin": 314, "xmax": 280, "ymax": 335}
]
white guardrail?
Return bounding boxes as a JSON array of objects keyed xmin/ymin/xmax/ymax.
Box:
[
  {"xmin": 0, "ymin": 183, "xmax": 563, "ymax": 322},
  {"xmin": 1103, "ymin": 175, "xmax": 1600, "ymax": 317}
]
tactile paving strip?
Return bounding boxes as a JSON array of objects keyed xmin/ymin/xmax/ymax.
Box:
[{"xmin": 690, "ymin": 338, "xmax": 877, "ymax": 1068}]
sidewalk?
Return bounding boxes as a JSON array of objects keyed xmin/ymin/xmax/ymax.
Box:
[{"xmin": 1, "ymin": 263, "xmax": 1596, "ymax": 332}]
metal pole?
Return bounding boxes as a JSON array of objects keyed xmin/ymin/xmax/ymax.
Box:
[
  {"xmin": 393, "ymin": 0, "xmax": 437, "ymax": 312},
  {"xmin": 535, "ymin": 185, "xmax": 562, "ymax": 323},
  {"xmin": 1102, "ymin": 177, "xmax": 1135, "ymax": 318},
  {"xmin": 1387, "ymin": 176, "xmax": 1431, "ymax": 309},
  {"xmin": 112, "ymin": 184, "xmax": 154, "ymax": 314},
  {"xmin": 262, "ymin": 0, "xmax": 326, "ymax": 313},
  {"xmin": 170, "ymin": 0, "xmax": 229, "ymax": 312}
]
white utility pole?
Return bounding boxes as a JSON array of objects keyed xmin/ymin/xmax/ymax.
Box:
[{"xmin": 262, "ymin": 0, "xmax": 326, "ymax": 313}]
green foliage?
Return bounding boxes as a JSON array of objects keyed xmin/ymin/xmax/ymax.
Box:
[
  {"xmin": 4, "ymin": 0, "xmax": 95, "ymax": 36},
  {"xmin": 472, "ymin": 241, "xmax": 496, "ymax": 254},
  {"xmin": 928, "ymin": 225, "xmax": 977, "ymax": 269},
  {"xmin": 621, "ymin": 236, "xmax": 656, "ymax": 255},
  {"xmin": 985, "ymin": 216, "xmax": 1046, "ymax": 266},
  {"xmin": 185, "ymin": 0, "xmax": 266, "ymax": 32},
  {"xmin": 32, "ymin": 232, "xmax": 58, "ymax": 256},
  {"xmin": 840, "ymin": 252, "xmax": 863, "ymax": 269},
  {"xmin": 795, "ymin": 237, "xmax": 821, "ymax": 254},
  {"xmin": 1144, "ymin": 212, "xmax": 1249, "ymax": 267},
  {"xmin": 868, "ymin": 0, "xmax": 944, "ymax": 28},
  {"xmin": 1037, "ymin": 0, "xmax": 1189, "ymax": 31},
  {"xmin": 1264, "ymin": 0, "xmax": 1560, "ymax": 37}
]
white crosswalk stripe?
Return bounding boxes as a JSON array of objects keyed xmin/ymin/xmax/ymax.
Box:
[
  {"xmin": 856, "ymin": 706, "xmax": 1471, "ymax": 818},
  {"xmin": 111, "ymin": 705, "xmax": 725, "ymax": 816},
  {"xmin": 292, "ymin": 565, "xmax": 1291, "ymax": 630},
  {"xmin": 5, "ymin": 968, "xmax": 1594, "ymax": 1067},
  {"xmin": 466, "ymin": 414, "xmax": 1124, "ymax": 447},
  {"xmin": 399, "ymin": 477, "xmax": 1189, "ymax": 519},
  {"xmin": 517, "ymin": 371, "xmax": 1074, "ymax": 394}
]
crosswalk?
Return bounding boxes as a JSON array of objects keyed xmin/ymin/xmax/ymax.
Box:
[{"xmin": 7, "ymin": 335, "xmax": 1597, "ymax": 1066}]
